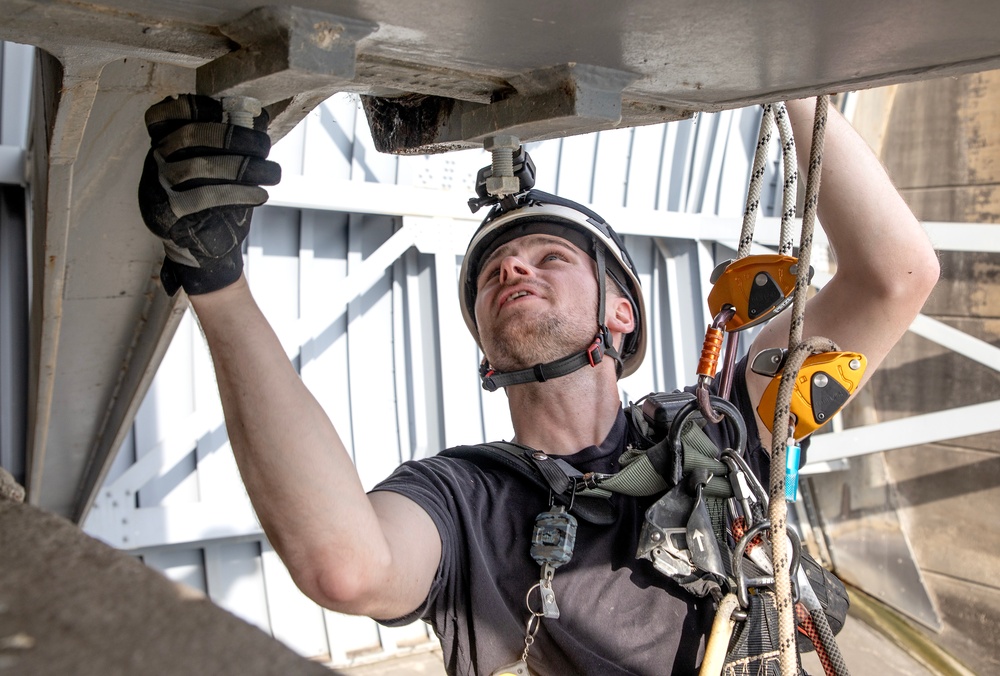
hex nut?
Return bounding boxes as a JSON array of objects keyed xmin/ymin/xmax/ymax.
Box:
[{"xmin": 486, "ymin": 175, "xmax": 521, "ymax": 195}]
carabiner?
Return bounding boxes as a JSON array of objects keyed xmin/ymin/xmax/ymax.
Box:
[{"xmin": 695, "ymin": 308, "xmax": 736, "ymax": 423}]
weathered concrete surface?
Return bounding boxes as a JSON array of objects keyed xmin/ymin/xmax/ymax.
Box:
[
  {"xmin": 818, "ymin": 70, "xmax": 1000, "ymax": 675},
  {"xmin": 0, "ymin": 493, "xmax": 334, "ymax": 675}
]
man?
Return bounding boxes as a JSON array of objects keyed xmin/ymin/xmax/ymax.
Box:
[{"xmin": 138, "ymin": 95, "xmax": 939, "ymax": 674}]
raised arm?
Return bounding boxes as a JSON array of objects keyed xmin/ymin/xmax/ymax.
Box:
[
  {"xmin": 137, "ymin": 95, "xmax": 440, "ymax": 619},
  {"xmin": 745, "ymin": 97, "xmax": 940, "ymax": 448}
]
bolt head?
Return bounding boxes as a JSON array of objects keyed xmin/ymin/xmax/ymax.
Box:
[
  {"xmin": 754, "ymin": 272, "xmax": 768, "ymax": 286},
  {"xmin": 483, "ymin": 134, "xmax": 520, "ymax": 151},
  {"xmin": 650, "ymin": 531, "xmax": 663, "ymax": 542},
  {"xmin": 849, "ymin": 359, "xmax": 861, "ymax": 370},
  {"xmin": 813, "ymin": 373, "xmax": 829, "ymax": 388}
]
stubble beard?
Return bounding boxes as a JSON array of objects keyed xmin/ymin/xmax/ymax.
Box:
[{"xmin": 483, "ymin": 301, "xmax": 597, "ymax": 372}]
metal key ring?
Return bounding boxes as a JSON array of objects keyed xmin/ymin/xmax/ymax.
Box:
[{"xmin": 524, "ymin": 584, "xmax": 547, "ymax": 618}]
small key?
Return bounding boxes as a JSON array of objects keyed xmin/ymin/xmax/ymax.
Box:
[{"xmin": 539, "ymin": 564, "xmax": 561, "ymax": 619}]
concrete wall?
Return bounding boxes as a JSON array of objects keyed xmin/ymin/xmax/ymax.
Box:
[{"xmin": 815, "ymin": 73, "xmax": 1000, "ymax": 674}]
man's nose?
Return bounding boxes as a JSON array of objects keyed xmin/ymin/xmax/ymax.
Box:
[{"xmin": 499, "ymin": 256, "xmax": 532, "ymax": 284}]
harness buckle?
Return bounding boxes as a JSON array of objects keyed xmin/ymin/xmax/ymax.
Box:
[{"xmin": 578, "ymin": 472, "xmax": 610, "ymax": 491}]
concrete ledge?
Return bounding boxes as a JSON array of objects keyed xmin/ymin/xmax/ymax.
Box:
[{"xmin": 0, "ymin": 499, "xmax": 335, "ymax": 675}]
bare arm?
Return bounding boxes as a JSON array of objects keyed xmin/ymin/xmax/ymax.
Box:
[
  {"xmin": 745, "ymin": 97, "xmax": 940, "ymax": 448},
  {"xmin": 189, "ymin": 276, "xmax": 441, "ymax": 619}
]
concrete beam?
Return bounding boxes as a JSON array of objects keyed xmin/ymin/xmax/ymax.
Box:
[
  {"xmin": 361, "ymin": 63, "xmax": 688, "ymax": 153},
  {"xmin": 195, "ymin": 7, "xmax": 378, "ymax": 105}
]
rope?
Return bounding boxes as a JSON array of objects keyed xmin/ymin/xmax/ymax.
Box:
[
  {"xmin": 738, "ymin": 104, "xmax": 774, "ymax": 259},
  {"xmin": 773, "ymin": 103, "xmax": 798, "ymax": 256},
  {"xmin": 796, "ymin": 555, "xmax": 851, "ymax": 676},
  {"xmin": 737, "ymin": 102, "xmax": 798, "ymax": 260},
  {"xmin": 701, "ymin": 594, "xmax": 742, "ymax": 676},
  {"xmin": 767, "ymin": 94, "xmax": 833, "ymax": 676}
]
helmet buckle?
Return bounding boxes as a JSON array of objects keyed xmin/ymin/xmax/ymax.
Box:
[{"xmin": 587, "ymin": 336, "xmax": 604, "ymax": 368}]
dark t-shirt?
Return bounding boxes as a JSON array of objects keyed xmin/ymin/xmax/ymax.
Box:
[{"xmin": 372, "ymin": 363, "xmax": 767, "ymax": 676}]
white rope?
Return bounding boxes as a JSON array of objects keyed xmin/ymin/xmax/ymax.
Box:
[
  {"xmin": 767, "ymin": 95, "xmax": 850, "ymax": 676},
  {"xmin": 738, "ymin": 104, "xmax": 774, "ymax": 259},
  {"xmin": 737, "ymin": 103, "xmax": 798, "ymax": 260},
  {"xmin": 773, "ymin": 102, "xmax": 798, "ymax": 256}
]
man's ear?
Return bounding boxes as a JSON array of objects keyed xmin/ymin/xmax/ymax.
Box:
[{"xmin": 606, "ymin": 295, "xmax": 635, "ymax": 335}]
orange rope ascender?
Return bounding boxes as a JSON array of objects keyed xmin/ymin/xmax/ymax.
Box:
[{"xmin": 697, "ymin": 98, "xmax": 861, "ymax": 676}]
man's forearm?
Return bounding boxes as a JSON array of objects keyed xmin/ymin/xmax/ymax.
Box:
[{"xmin": 188, "ymin": 276, "xmax": 392, "ymax": 605}]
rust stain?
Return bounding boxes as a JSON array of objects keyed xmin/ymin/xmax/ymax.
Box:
[{"xmin": 311, "ymin": 22, "xmax": 344, "ymax": 50}]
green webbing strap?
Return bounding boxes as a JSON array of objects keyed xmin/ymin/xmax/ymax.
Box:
[
  {"xmin": 577, "ymin": 422, "xmax": 733, "ymax": 499},
  {"xmin": 676, "ymin": 421, "xmax": 732, "ymax": 498}
]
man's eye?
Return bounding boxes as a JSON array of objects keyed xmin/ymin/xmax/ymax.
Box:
[{"xmin": 479, "ymin": 267, "xmax": 499, "ymax": 286}]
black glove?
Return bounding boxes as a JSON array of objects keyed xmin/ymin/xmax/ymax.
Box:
[{"xmin": 138, "ymin": 94, "xmax": 281, "ymax": 295}]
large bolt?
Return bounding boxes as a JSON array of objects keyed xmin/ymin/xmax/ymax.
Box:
[
  {"xmin": 223, "ymin": 96, "xmax": 262, "ymax": 128},
  {"xmin": 484, "ymin": 134, "xmax": 521, "ymax": 196}
]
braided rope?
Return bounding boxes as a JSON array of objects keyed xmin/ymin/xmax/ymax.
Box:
[
  {"xmin": 738, "ymin": 103, "xmax": 798, "ymax": 260},
  {"xmin": 700, "ymin": 593, "xmax": 742, "ymax": 676},
  {"xmin": 738, "ymin": 104, "xmax": 774, "ymax": 259},
  {"xmin": 768, "ymin": 95, "xmax": 831, "ymax": 676},
  {"xmin": 810, "ymin": 605, "xmax": 850, "ymax": 675},
  {"xmin": 773, "ymin": 102, "xmax": 799, "ymax": 256}
]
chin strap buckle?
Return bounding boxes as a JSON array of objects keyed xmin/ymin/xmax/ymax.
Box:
[{"xmin": 587, "ymin": 336, "xmax": 605, "ymax": 368}]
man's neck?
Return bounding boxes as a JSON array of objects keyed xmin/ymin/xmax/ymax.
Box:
[{"xmin": 505, "ymin": 366, "xmax": 623, "ymax": 456}]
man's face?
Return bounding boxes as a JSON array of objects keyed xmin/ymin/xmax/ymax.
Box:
[{"xmin": 473, "ymin": 233, "xmax": 599, "ymax": 372}]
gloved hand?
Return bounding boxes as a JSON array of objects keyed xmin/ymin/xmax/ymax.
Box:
[{"xmin": 138, "ymin": 94, "xmax": 281, "ymax": 295}]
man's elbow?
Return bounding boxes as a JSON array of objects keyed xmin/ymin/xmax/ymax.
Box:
[
  {"xmin": 293, "ymin": 549, "xmax": 392, "ymax": 616},
  {"xmin": 863, "ymin": 240, "xmax": 940, "ymax": 309},
  {"xmin": 898, "ymin": 246, "xmax": 941, "ymax": 305}
]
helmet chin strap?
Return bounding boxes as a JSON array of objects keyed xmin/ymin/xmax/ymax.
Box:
[{"xmin": 478, "ymin": 243, "xmax": 624, "ymax": 392}]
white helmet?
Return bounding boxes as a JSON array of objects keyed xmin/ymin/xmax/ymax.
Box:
[{"xmin": 460, "ymin": 189, "xmax": 647, "ymax": 390}]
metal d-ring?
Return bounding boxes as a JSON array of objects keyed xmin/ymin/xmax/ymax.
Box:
[
  {"xmin": 732, "ymin": 520, "xmax": 802, "ymax": 609},
  {"xmin": 668, "ymin": 396, "xmax": 747, "ymax": 461}
]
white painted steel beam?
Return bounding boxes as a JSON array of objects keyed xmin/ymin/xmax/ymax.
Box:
[
  {"xmin": 270, "ymin": 175, "xmax": 1000, "ymax": 254},
  {"xmin": 908, "ymin": 314, "xmax": 1000, "ymax": 372},
  {"xmin": 923, "ymin": 221, "xmax": 1000, "ymax": 253},
  {"xmin": 805, "ymin": 401, "xmax": 1000, "ymax": 469},
  {"xmin": 0, "ymin": 145, "xmax": 24, "ymax": 184}
]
